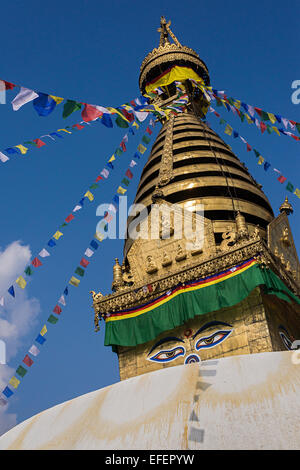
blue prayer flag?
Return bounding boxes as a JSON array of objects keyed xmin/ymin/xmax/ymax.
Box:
[
  {"xmin": 90, "ymin": 240, "xmax": 99, "ymax": 250},
  {"xmin": 2, "ymin": 386, "xmax": 13, "ymax": 398},
  {"xmin": 5, "ymin": 148, "xmax": 18, "ymax": 155},
  {"xmin": 8, "ymin": 286, "xmax": 15, "ymax": 297},
  {"xmin": 64, "ymin": 287, "xmax": 69, "ymax": 296},
  {"xmin": 33, "ymin": 93, "xmax": 56, "ymax": 117},
  {"xmin": 47, "ymin": 239, "xmax": 56, "ymax": 247},
  {"xmin": 264, "ymin": 162, "xmax": 271, "ymax": 171},
  {"xmin": 35, "ymin": 334, "xmax": 46, "ymax": 345},
  {"xmin": 101, "ymin": 114, "xmax": 113, "ymax": 128}
]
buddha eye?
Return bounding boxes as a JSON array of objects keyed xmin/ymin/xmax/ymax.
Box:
[
  {"xmin": 148, "ymin": 346, "xmax": 185, "ymax": 363},
  {"xmin": 195, "ymin": 330, "xmax": 232, "ymax": 350}
]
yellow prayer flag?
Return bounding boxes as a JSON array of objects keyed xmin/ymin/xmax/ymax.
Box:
[
  {"xmin": 258, "ymin": 156, "xmax": 264, "ymax": 165},
  {"xmin": 138, "ymin": 144, "xmax": 147, "ymax": 154},
  {"xmin": 268, "ymin": 113, "xmax": 276, "ymax": 124},
  {"xmin": 15, "ymin": 276, "xmax": 27, "ymax": 289},
  {"xmin": 53, "ymin": 231, "xmax": 63, "ymax": 240},
  {"xmin": 84, "ymin": 190, "xmax": 94, "ymax": 201},
  {"xmin": 245, "ymin": 114, "xmax": 253, "ymax": 124},
  {"xmin": 69, "ymin": 276, "xmax": 80, "ymax": 287},
  {"xmin": 50, "ymin": 95, "xmax": 64, "ymax": 105},
  {"xmin": 15, "ymin": 145, "xmax": 28, "ymax": 155},
  {"xmin": 94, "ymin": 231, "xmax": 104, "ymax": 242},
  {"xmin": 294, "ymin": 188, "xmax": 300, "ymax": 198},
  {"xmin": 57, "ymin": 128, "xmax": 72, "ymax": 134},
  {"xmin": 117, "ymin": 186, "xmax": 127, "ymax": 195},
  {"xmin": 224, "ymin": 125, "xmax": 232, "ymax": 136},
  {"xmin": 234, "ymin": 100, "xmax": 241, "ymax": 109},
  {"xmin": 108, "ymin": 155, "xmax": 115, "ymax": 162},
  {"xmin": 40, "ymin": 325, "xmax": 47, "ymax": 336},
  {"xmin": 9, "ymin": 376, "xmax": 20, "ymax": 389},
  {"xmin": 132, "ymin": 121, "xmax": 139, "ymax": 129},
  {"xmin": 272, "ymin": 126, "xmax": 280, "ymax": 136}
]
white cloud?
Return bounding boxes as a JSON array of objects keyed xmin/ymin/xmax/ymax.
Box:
[{"xmin": 0, "ymin": 241, "xmax": 40, "ymax": 436}]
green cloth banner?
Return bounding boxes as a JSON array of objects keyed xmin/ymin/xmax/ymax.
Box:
[{"xmin": 104, "ymin": 261, "xmax": 300, "ymax": 349}]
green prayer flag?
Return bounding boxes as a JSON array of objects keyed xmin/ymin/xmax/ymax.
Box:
[
  {"xmin": 239, "ymin": 112, "xmax": 245, "ymax": 122},
  {"xmin": 75, "ymin": 266, "xmax": 85, "ymax": 277},
  {"xmin": 63, "ymin": 100, "xmax": 82, "ymax": 119},
  {"xmin": 24, "ymin": 266, "xmax": 33, "ymax": 276},
  {"xmin": 115, "ymin": 148, "xmax": 123, "ymax": 157},
  {"xmin": 121, "ymin": 177, "xmax": 130, "ymax": 187},
  {"xmin": 142, "ymin": 134, "xmax": 151, "ymax": 145},
  {"xmin": 47, "ymin": 314, "xmax": 59, "ymax": 324},
  {"xmin": 296, "ymin": 123, "xmax": 300, "ymax": 135},
  {"xmin": 24, "ymin": 140, "xmax": 38, "ymax": 147},
  {"xmin": 286, "ymin": 182, "xmax": 294, "ymax": 192},
  {"xmin": 89, "ymin": 184, "xmax": 99, "ymax": 190},
  {"xmin": 253, "ymin": 149, "xmax": 260, "ymax": 158},
  {"xmin": 16, "ymin": 365, "xmax": 27, "ymax": 377},
  {"xmin": 260, "ymin": 110, "xmax": 269, "ymax": 121},
  {"xmin": 219, "ymin": 118, "xmax": 226, "ymax": 125},
  {"xmin": 115, "ymin": 115, "xmax": 129, "ymax": 128}
]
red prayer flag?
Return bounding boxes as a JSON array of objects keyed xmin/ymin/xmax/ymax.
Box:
[
  {"xmin": 278, "ymin": 175, "xmax": 287, "ymax": 184},
  {"xmin": 23, "ymin": 354, "xmax": 34, "ymax": 367},
  {"xmin": 32, "ymin": 257, "xmax": 42, "ymax": 268},
  {"xmin": 72, "ymin": 123, "xmax": 84, "ymax": 130},
  {"xmin": 146, "ymin": 126, "xmax": 152, "ymax": 135},
  {"xmin": 125, "ymin": 169, "xmax": 133, "ymax": 179},
  {"xmin": 254, "ymin": 107, "xmax": 262, "ymax": 116},
  {"xmin": 80, "ymin": 258, "xmax": 89, "ymax": 268},
  {"xmin": 81, "ymin": 104, "xmax": 103, "ymax": 122},
  {"xmin": 4, "ymin": 81, "xmax": 15, "ymax": 90},
  {"xmin": 246, "ymin": 143, "xmax": 252, "ymax": 152},
  {"xmin": 65, "ymin": 214, "xmax": 75, "ymax": 223},
  {"xmin": 120, "ymin": 141, "xmax": 126, "ymax": 152},
  {"xmin": 33, "ymin": 138, "xmax": 46, "ymax": 148},
  {"xmin": 121, "ymin": 109, "xmax": 134, "ymax": 122},
  {"xmin": 95, "ymin": 175, "xmax": 103, "ymax": 182},
  {"xmin": 53, "ymin": 305, "xmax": 62, "ymax": 315},
  {"xmin": 260, "ymin": 122, "xmax": 267, "ymax": 134}
]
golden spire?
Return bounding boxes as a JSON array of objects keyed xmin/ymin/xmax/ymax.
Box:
[
  {"xmin": 279, "ymin": 196, "xmax": 293, "ymax": 216},
  {"xmin": 157, "ymin": 16, "xmax": 182, "ymax": 47}
]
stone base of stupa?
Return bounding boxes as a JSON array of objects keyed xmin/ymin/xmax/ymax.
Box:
[{"xmin": 0, "ymin": 350, "xmax": 299, "ymax": 450}]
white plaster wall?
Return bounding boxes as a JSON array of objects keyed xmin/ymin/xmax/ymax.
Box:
[{"xmin": 0, "ymin": 351, "xmax": 299, "ymax": 450}]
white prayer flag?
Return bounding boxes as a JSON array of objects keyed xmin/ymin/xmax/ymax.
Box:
[
  {"xmin": 0, "ymin": 297, "xmax": 4, "ymax": 307},
  {"xmin": 84, "ymin": 248, "xmax": 94, "ymax": 258},
  {"xmin": 28, "ymin": 344, "xmax": 40, "ymax": 357},
  {"xmin": 39, "ymin": 248, "xmax": 50, "ymax": 258},
  {"xmin": 0, "ymin": 151, "xmax": 9, "ymax": 163},
  {"xmin": 73, "ymin": 205, "xmax": 82, "ymax": 212},
  {"xmin": 281, "ymin": 118, "xmax": 288, "ymax": 129},
  {"xmin": 11, "ymin": 87, "xmax": 39, "ymax": 111},
  {"xmin": 58, "ymin": 295, "xmax": 66, "ymax": 306},
  {"xmin": 100, "ymin": 168, "xmax": 109, "ymax": 179},
  {"xmin": 129, "ymin": 160, "xmax": 137, "ymax": 168},
  {"xmin": 133, "ymin": 110, "xmax": 149, "ymax": 122}
]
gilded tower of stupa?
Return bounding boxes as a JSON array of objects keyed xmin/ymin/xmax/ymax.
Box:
[{"xmin": 92, "ymin": 17, "xmax": 300, "ymax": 381}]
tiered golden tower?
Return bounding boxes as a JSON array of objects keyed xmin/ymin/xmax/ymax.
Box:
[{"xmin": 92, "ymin": 18, "xmax": 300, "ymax": 381}]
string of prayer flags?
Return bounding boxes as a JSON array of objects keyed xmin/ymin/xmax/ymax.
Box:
[{"xmin": 209, "ymin": 107, "xmax": 297, "ymax": 201}]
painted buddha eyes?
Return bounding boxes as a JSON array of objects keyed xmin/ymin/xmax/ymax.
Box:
[
  {"xmin": 194, "ymin": 330, "xmax": 232, "ymax": 351},
  {"xmin": 148, "ymin": 346, "xmax": 185, "ymax": 363}
]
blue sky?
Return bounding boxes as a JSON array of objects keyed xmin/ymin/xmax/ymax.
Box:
[{"xmin": 0, "ymin": 0, "xmax": 299, "ymax": 434}]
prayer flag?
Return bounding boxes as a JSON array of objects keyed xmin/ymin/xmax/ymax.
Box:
[
  {"xmin": 65, "ymin": 214, "xmax": 75, "ymax": 223},
  {"xmin": 32, "ymin": 257, "xmax": 42, "ymax": 267},
  {"xmin": 125, "ymin": 169, "xmax": 133, "ymax": 179},
  {"xmin": 39, "ymin": 248, "xmax": 50, "ymax": 258},
  {"xmin": 64, "ymin": 286, "xmax": 69, "ymax": 296},
  {"xmin": 28, "ymin": 344, "xmax": 40, "ymax": 356},
  {"xmin": 115, "ymin": 115, "xmax": 129, "ymax": 128},
  {"xmin": 81, "ymin": 104, "xmax": 102, "ymax": 122},
  {"xmin": 129, "ymin": 160, "xmax": 137, "ymax": 168},
  {"xmin": 108, "ymin": 155, "xmax": 115, "ymax": 163},
  {"xmin": 47, "ymin": 314, "xmax": 58, "ymax": 324},
  {"xmin": 35, "ymin": 334, "xmax": 46, "ymax": 345},
  {"xmin": 48, "ymin": 239, "xmax": 56, "ymax": 247},
  {"xmin": 0, "ymin": 297, "xmax": 4, "ymax": 307},
  {"xmin": 100, "ymin": 113, "xmax": 113, "ymax": 128},
  {"xmin": 120, "ymin": 141, "xmax": 126, "ymax": 152},
  {"xmin": 84, "ymin": 191, "xmax": 94, "ymax": 201},
  {"xmin": 53, "ymin": 231, "xmax": 63, "ymax": 240},
  {"xmin": 286, "ymin": 182, "xmax": 294, "ymax": 192},
  {"xmin": 142, "ymin": 134, "xmax": 151, "ymax": 144},
  {"xmin": 258, "ymin": 156, "xmax": 264, "ymax": 165},
  {"xmin": 260, "ymin": 122, "xmax": 267, "ymax": 134},
  {"xmin": 12, "ymin": 87, "xmax": 39, "ymax": 111},
  {"xmin": 117, "ymin": 186, "xmax": 127, "ymax": 195},
  {"xmin": 15, "ymin": 145, "xmax": 28, "ymax": 154},
  {"xmin": 9, "ymin": 377, "xmax": 20, "ymax": 389},
  {"xmin": 5, "ymin": 147, "xmax": 18, "ymax": 155},
  {"xmin": 53, "ymin": 305, "xmax": 62, "ymax": 315},
  {"xmin": 246, "ymin": 143, "xmax": 252, "ymax": 152},
  {"xmin": 224, "ymin": 125, "xmax": 232, "ymax": 136},
  {"xmin": 33, "ymin": 138, "xmax": 46, "ymax": 148},
  {"xmin": 16, "ymin": 365, "xmax": 27, "ymax": 378},
  {"xmin": 278, "ymin": 175, "xmax": 287, "ymax": 184},
  {"xmin": 24, "ymin": 266, "xmax": 33, "ymax": 276},
  {"xmin": 264, "ymin": 162, "xmax": 271, "ymax": 171},
  {"xmin": 49, "ymin": 95, "xmax": 63, "ymax": 104},
  {"xmin": 272, "ymin": 126, "xmax": 280, "ymax": 136},
  {"xmin": 15, "ymin": 276, "xmax": 27, "ymax": 289},
  {"xmin": 8, "ymin": 286, "xmax": 15, "ymax": 297},
  {"xmin": 268, "ymin": 113, "xmax": 276, "ymax": 124},
  {"xmin": 294, "ymin": 188, "xmax": 300, "ymax": 198},
  {"xmin": 75, "ymin": 267, "xmax": 85, "ymax": 277},
  {"xmin": 2, "ymin": 387, "xmax": 13, "ymax": 398},
  {"xmin": 146, "ymin": 126, "xmax": 152, "ymax": 135},
  {"xmin": 69, "ymin": 276, "xmax": 80, "ymax": 287},
  {"xmin": 0, "ymin": 151, "xmax": 9, "ymax": 163},
  {"xmin": 23, "ymin": 354, "xmax": 34, "ymax": 367},
  {"xmin": 80, "ymin": 258, "xmax": 89, "ymax": 268},
  {"xmin": 90, "ymin": 240, "xmax": 99, "ymax": 250},
  {"xmin": 63, "ymin": 100, "xmax": 82, "ymax": 118},
  {"xmin": 72, "ymin": 123, "xmax": 84, "ymax": 130},
  {"xmin": 121, "ymin": 177, "xmax": 130, "ymax": 187},
  {"xmin": 40, "ymin": 325, "xmax": 47, "ymax": 336},
  {"xmin": 100, "ymin": 169, "xmax": 109, "ymax": 179},
  {"xmin": 33, "ymin": 93, "xmax": 57, "ymax": 116},
  {"xmin": 137, "ymin": 144, "xmax": 147, "ymax": 154},
  {"xmin": 58, "ymin": 295, "xmax": 66, "ymax": 306},
  {"xmin": 84, "ymin": 248, "xmax": 94, "ymax": 258},
  {"xmin": 115, "ymin": 148, "xmax": 123, "ymax": 157}
]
